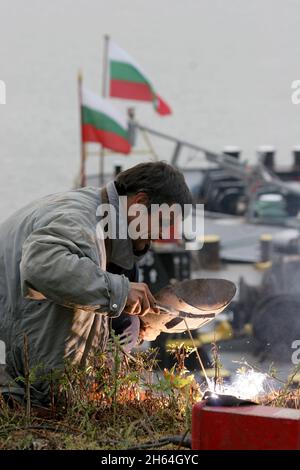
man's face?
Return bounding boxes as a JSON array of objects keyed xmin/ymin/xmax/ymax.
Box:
[{"xmin": 127, "ymin": 193, "xmax": 179, "ymax": 253}]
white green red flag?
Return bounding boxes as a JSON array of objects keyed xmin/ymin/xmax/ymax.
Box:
[
  {"xmin": 81, "ymin": 87, "xmax": 131, "ymax": 154},
  {"xmin": 108, "ymin": 40, "xmax": 172, "ymax": 116}
]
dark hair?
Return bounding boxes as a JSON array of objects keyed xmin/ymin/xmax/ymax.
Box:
[{"xmin": 115, "ymin": 161, "xmax": 192, "ymax": 209}]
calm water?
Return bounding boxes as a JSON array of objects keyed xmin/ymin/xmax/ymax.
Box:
[{"xmin": 1, "ymin": 0, "xmax": 300, "ymax": 221}]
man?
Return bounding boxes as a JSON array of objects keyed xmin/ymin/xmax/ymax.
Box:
[{"xmin": 0, "ymin": 161, "xmax": 192, "ymax": 405}]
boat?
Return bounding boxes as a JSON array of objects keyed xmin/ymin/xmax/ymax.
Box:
[{"xmin": 75, "ymin": 118, "xmax": 300, "ymax": 363}]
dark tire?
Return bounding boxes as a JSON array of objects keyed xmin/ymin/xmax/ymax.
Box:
[{"xmin": 252, "ymin": 294, "xmax": 300, "ymax": 360}]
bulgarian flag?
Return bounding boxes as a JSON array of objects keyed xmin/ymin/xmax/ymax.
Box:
[
  {"xmin": 108, "ymin": 40, "xmax": 172, "ymax": 116},
  {"xmin": 81, "ymin": 87, "xmax": 131, "ymax": 154}
]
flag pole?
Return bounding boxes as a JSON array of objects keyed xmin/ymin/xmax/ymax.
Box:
[
  {"xmin": 78, "ymin": 70, "xmax": 86, "ymax": 187},
  {"xmin": 100, "ymin": 33, "xmax": 110, "ymax": 186}
]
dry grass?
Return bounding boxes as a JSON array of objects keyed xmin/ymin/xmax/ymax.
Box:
[
  {"xmin": 0, "ymin": 343, "xmax": 200, "ymax": 450},
  {"xmin": 1, "ymin": 339, "xmax": 300, "ymax": 450},
  {"xmin": 260, "ymin": 388, "xmax": 300, "ymax": 409}
]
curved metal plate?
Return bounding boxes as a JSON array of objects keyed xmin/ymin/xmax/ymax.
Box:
[
  {"xmin": 142, "ymin": 278, "xmax": 236, "ymax": 335},
  {"xmin": 158, "ymin": 279, "xmax": 236, "ymax": 312}
]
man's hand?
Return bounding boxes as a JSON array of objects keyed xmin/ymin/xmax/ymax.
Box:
[
  {"xmin": 139, "ymin": 319, "xmax": 161, "ymax": 341},
  {"xmin": 124, "ymin": 282, "xmax": 160, "ymax": 316}
]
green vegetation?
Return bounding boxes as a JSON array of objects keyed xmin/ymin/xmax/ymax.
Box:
[
  {"xmin": 0, "ymin": 341, "xmax": 200, "ymax": 450},
  {"xmin": 1, "ymin": 338, "xmax": 299, "ymax": 450}
]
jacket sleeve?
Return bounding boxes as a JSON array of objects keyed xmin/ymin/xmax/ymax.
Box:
[{"xmin": 20, "ymin": 211, "xmax": 130, "ymax": 318}]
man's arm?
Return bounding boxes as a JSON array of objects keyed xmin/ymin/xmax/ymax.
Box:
[{"xmin": 20, "ymin": 211, "xmax": 130, "ymax": 317}]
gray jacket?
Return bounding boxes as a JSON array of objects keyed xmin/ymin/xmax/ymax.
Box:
[{"xmin": 0, "ymin": 181, "xmax": 134, "ymax": 402}]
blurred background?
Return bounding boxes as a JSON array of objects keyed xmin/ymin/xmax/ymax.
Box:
[{"xmin": 0, "ymin": 0, "xmax": 300, "ymax": 220}]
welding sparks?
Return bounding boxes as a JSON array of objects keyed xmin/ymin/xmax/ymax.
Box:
[
  {"xmin": 183, "ymin": 317, "xmax": 275, "ymax": 402},
  {"xmin": 206, "ymin": 368, "xmax": 273, "ymax": 401},
  {"xmin": 225, "ymin": 369, "xmax": 268, "ymax": 400},
  {"xmin": 209, "ymin": 392, "xmax": 220, "ymax": 400}
]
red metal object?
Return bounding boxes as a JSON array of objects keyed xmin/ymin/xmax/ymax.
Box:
[{"xmin": 192, "ymin": 401, "xmax": 300, "ymax": 450}]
